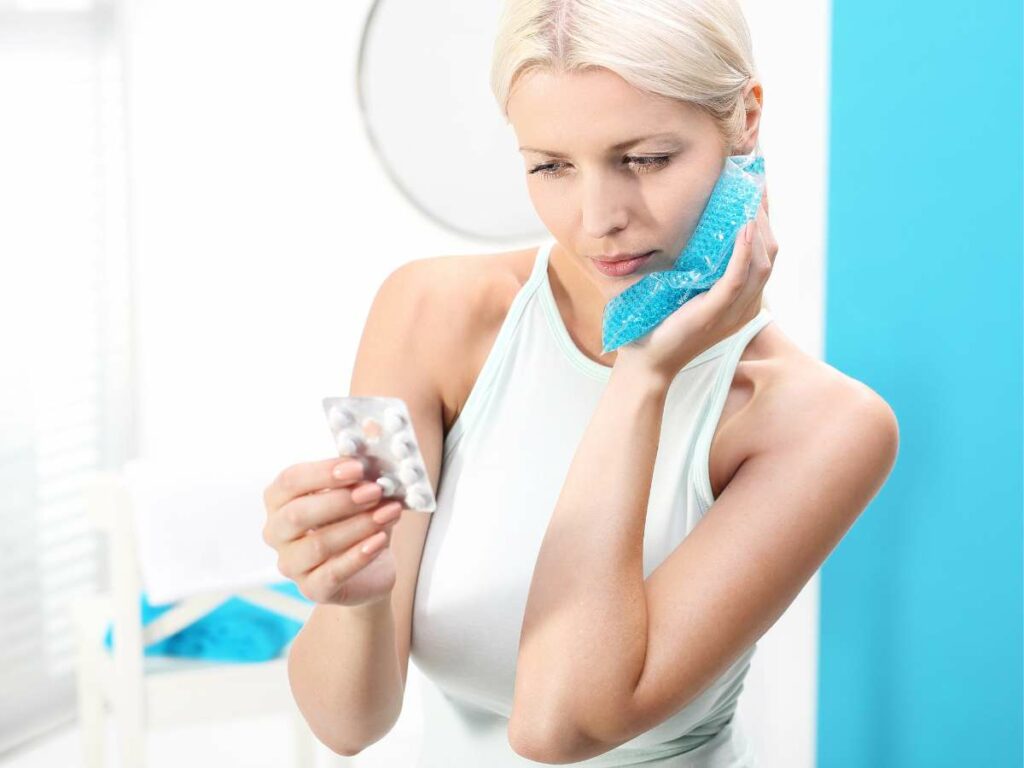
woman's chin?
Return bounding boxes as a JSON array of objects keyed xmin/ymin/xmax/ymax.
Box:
[{"xmin": 595, "ymin": 271, "xmax": 647, "ymax": 301}]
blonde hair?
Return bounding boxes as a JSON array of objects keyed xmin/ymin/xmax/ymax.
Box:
[
  {"xmin": 491, "ymin": 0, "xmax": 761, "ymax": 152},
  {"xmin": 490, "ymin": 0, "xmax": 771, "ymax": 312}
]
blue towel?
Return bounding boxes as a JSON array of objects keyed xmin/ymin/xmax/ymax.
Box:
[{"xmin": 103, "ymin": 581, "xmax": 311, "ymax": 663}]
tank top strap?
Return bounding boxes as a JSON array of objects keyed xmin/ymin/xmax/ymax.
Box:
[
  {"xmin": 690, "ymin": 306, "xmax": 775, "ymax": 511},
  {"xmin": 528, "ymin": 236, "xmax": 555, "ymax": 286},
  {"xmin": 440, "ymin": 240, "xmax": 553, "ymax": 461}
]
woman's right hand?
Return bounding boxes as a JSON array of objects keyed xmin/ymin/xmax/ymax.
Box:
[{"xmin": 262, "ymin": 457, "xmax": 405, "ymax": 608}]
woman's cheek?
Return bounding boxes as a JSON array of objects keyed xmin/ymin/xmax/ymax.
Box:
[
  {"xmin": 652, "ymin": 199, "xmax": 700, "ymax": 256},
  {"xmin": 529, "ymin": 187, "xmax": 574, "ymax": 231}
]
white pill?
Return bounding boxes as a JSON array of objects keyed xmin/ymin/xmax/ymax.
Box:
[
  {"xmin": 397, "ymin": 462, "xmax": 421, "ymax": 485},
  {"xmin": 390, "ymin": 434, "xmax": 415, "ymax": 459},
  {"xmin": 376, "ymin": 475, "xmax": 398, "ymax": 495},
  {"xmin": 405, "ymin": 487, "xmax": 431, "ymax": 510},
  {"xmin": 335, "ymin": 431, "xmax": 363, "ymax": 456},
  {"xmin": 328, "ymin": 406, "xmax": 356, "ymax": 431},
  {"xmin": 383, "ymin": 407, "xmax": 407, "ymax": 432}
]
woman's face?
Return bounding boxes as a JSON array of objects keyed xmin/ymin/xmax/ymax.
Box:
[{"xmin": 507, "ymin": 66, "xmax": 740, "ymax": 296}]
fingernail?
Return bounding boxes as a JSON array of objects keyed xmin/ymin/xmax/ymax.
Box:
[
  {"xmin": 333, "ymin": 460, "xmax": 363, "ymax": 480},
  {"xmin": 351, "ymin": 482, "xmax": 383, "ymax": 504},
  {"xmin": 361, "ymin": 531, "xmax": 387, "ymax": 555},
  {"xmin": 372, "ymin": 501, "xmax": 403, "ymax": 525},
  {"xmin": 744, "ymin": 221, "xmax": 754, "ymax": 244}
]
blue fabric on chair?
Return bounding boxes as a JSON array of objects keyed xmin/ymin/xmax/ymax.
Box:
[{"xmin": 103, "ymin": 581, "xmax": 311, "ymax": 663}]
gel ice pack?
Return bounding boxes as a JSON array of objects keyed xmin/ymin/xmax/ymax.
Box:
[
  {"xmin": 322, "ymin": 396, "xmax": 437, "ymax": 513},
  {"xmin": 601, "ymin": 151, "xmax": 766, "ymax": 354}
]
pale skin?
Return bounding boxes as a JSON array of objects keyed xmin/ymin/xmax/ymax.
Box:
[
  {"xmin": 495, "ymin": 67, "xmax": 900, "ymax": 762},
  {"xmin": 265, "ymin": 65, "xmax": 900, "ymax": 761}
]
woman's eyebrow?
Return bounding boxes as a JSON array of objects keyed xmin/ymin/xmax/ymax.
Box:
[{"xmin": 519, "ymin": 132, "xmax": 681, "ymax": 156}]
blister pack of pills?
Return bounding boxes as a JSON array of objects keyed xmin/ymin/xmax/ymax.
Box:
[{"xmin": 322, "ymin": 396, "xmax": 437, "ymax": 513}]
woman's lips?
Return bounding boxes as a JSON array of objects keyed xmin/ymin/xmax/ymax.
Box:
[{"xmin": 591, "ymin": 251, "xmax": 655, "ymax": 277}]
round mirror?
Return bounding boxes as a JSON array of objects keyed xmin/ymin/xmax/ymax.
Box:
[{"xmin": 356, "ymin": 0, "xmax": 547, "ymax": 242}]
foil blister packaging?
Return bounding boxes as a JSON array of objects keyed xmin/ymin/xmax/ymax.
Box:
[{"xmin": 322, "ymin": 396, "xmax": 437, "ymax": 513}]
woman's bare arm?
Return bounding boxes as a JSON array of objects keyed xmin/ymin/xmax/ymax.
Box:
[
  {"xmin": 508, "ymin": 361, "xmax": 898, "ymax": 763},
  {"xmin": 287, "ymin": 261, "xmax": 445, "ymax": 755}
]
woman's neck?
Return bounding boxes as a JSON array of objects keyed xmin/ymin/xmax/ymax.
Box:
[{"xmin": 548, "ymin": 242, "xmax": 619, "ymax": 367}]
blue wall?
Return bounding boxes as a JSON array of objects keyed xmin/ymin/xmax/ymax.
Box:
[{"xmin": 820, "ymin": 2, "xmax": 1023, "ymax": 766}]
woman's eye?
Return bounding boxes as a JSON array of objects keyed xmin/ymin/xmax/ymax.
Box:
[
  {"xmin": 626, "ymin": 155, "xmax": 672, "ymax": 173},
  {"xmin": 528, "ymin": 155, "xmax": 672, "ymax": 177},
  {"xmin": 528, "ymin": 161, "xmax": 567, "ymax": 177}
]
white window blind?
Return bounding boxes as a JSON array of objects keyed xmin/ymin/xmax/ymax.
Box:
[{"xmin": 0, "ymin": 0, "xmax": 134, "ymax": 754}]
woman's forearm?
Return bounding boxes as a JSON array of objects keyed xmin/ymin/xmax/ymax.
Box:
[
  {"xmin": 287, "ymin": 597, "xmax": 404, "ymax": 756},
  {"xmin": 511, "ymin": 362, "xmax": 672, "ymax": 746}
]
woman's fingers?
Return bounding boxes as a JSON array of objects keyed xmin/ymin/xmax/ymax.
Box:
[
  {"xmin": 734, "ymin": 204, "xmax": 773, "ymax": 312},
  {"xmin": 754, "ymin": 203, "xmax": 775, "ymax": 278},
  {"xmin": 263, "ymin": 457, "xmax": 364, "ymax": 516},
  {"xmin": 711, "ymin": 217, "xmax": 756, "ymax": 309},
  {"xmin": 742, "ymin": 210, "xmax": 766, "ymax": 283},
  {"xmin": 706, "ymin": 191, "xmax": 777, "ymax": 321},
  {"xmin": 276, "ymin": 501, "xmax": 402, "ymax": 579},
  {"xmin": 758, "ymin": 192, "xmax": 779, "ymax": 266},
  {"xmin": 268, "ymin": 482, "xmax": 384, "ymax": 544},
  {"xmin": 296, "ymin": 530, "xmax": 393, "ymax": 604}
]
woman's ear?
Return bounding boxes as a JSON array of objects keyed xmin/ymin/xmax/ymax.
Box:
[{"xmin": 739, "ymin": 80, "xmax": 764, "ymax": 154}]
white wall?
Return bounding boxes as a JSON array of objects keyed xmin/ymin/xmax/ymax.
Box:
[
  {"xmin": 733, "ymin": 4, "xmax": 830, "ymax": 765},
  {"xmin": 127, "ymin": 1, "xmax": 829, "ymax": 765}
]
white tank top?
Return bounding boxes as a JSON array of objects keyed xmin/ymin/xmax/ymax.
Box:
[{"xmin": 411, "ymin": 237, "xmax": 772, "ymax": 767}]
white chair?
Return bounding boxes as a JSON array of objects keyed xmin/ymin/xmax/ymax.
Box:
[{"xmin": 71, "ymin": 466, "xmax": 339, "ymax": 768}]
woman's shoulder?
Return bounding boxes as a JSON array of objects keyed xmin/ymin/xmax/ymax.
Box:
[
  {"xmin": 734, "ymin": 320, "xmax": 897, "ymax": 460},
  {"xmin": 408, "ymin": 246, "xmax": 533, "ymax": 318},
  {"xmin": 408, "ymin": 246, "xmax": 537, "ymax": 432}
]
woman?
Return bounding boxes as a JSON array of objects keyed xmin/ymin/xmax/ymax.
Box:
[{"xmin": 263, "ymin": 1, "xmax": 900, "ymax": 765}]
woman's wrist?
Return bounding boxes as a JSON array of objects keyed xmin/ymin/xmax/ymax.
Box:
[
  {"xmin": 611, "ymin": 349, "xmax": 679, "ymax": 394},
  {"xmin": 606, "ymin": 356, "xmax": 671, "ymax": 403},
  {"xmin": 334, "ymin": 591, "xmax": 394, "ymax": 622}
]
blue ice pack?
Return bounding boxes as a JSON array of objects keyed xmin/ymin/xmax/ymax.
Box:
[
  {"xmin": 601, "ymin": 152, "xmax": 766, "ymax": 354},
  {"xmin": 103, "ymin": 580, "xmax": 310, "ymax": 663}
]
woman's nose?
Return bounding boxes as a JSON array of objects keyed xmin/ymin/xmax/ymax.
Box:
[{"xmin": 579, "ymin": 174, "xmax": 629, "ymax": 238}]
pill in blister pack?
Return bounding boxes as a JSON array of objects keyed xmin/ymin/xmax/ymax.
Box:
[{"xmin": 322, "ymin": 396, "xmax": 437, "ymax": 513}]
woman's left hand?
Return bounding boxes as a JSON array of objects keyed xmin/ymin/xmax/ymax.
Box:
[{"xmin": 614, "ymin": 187, "xmax": 778, "ymax": 385}]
